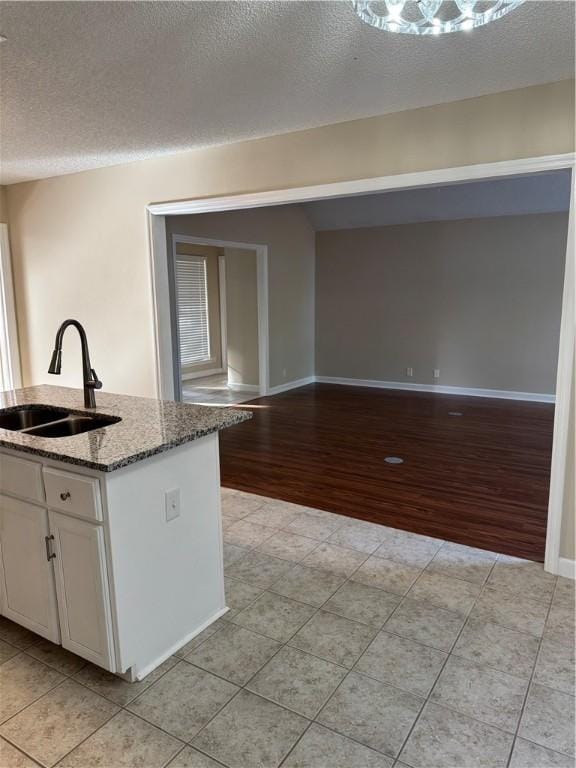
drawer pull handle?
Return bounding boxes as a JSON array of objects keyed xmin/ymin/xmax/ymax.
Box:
[
  {"xmin": 45, "ymin": 535, "xmax": 56, "ymax": 561},
  {"xmin": 60, "ymin": 491, "xmax": 71, "ymax": 501}
]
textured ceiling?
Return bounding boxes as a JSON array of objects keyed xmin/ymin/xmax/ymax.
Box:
[
  {"xmin": 0, "ymin": 1, "xmax": 574, "ymax": 184},
  {"xmin": 303, "ymin": 171, "xmax": 572, "ymax": 230}
]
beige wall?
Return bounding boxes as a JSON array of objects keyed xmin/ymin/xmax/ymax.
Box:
[
  {"xmin": 316, "ymin": 214, "xmax": 568, "ymax": 393},
  {"xmin": 5, "ymin": 80, "xmax": 573, "ymax": 397},
  {"xmin": 224, "ymin": 248, "xmax": 259, "ymax": 387},
  {"xmin": 166, "ymin": 207, "xmax": 315, "ymax": 388},
  {"xmin": 2, "ymin": 79, "xmax": 574, "ymax": 565}
]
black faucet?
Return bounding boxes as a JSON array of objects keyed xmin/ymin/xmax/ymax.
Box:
[{"xmin": 48, "ymin": 319, "xmax": 102, "ymax": 408}]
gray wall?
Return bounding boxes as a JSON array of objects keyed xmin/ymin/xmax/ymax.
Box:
[
  {"xmin": 316, "ymin": 214, "xmax": 568, "ymax": 393},
  {"xmin": 166, "ymin": 205, "xmax": 315, "ymax": 389},
  {"xmin": 224, "ymin": 248, "xmax": 259, "ymax": 387}
]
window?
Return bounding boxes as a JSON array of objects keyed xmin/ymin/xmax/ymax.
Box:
[
  {"xmin": 0, "ymin": 224, "xmax": 21, "ymax": 391},
  {"xmin": 174, "ymin": 254, "xmax": 211, "ymax": 366}
]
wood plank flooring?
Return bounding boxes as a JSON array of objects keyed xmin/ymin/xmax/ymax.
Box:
[{"xmin": 219, "ymin": 384, "xmax": 554, "ymax": 561}]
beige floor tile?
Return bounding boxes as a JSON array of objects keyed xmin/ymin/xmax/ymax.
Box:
[
  {"xmin": 0, "ymin": 737, "xmax": 38, "ymax": 768},
  {"xmin": 471, "ymin": 586, "xmax": 549, "ymax": 636},
  {"xmin": 226, "ymin": 551, "xmax": 293, "ymax": 589},
  {"xmin": 407, "ymin": 572, "xmax": 481, "ymax": 616},
  {"xmin": 534, "ymin": 636, "xmax": 576, "ymax": 695},
  {"xmin": 257, "ymin": 531, "xmax": 319, "ymax": 562},
  {"xmin": 224, "ymin": 578, "xmax": 263, "ymax": 619},
  {"xmin": 375, "ymin": 530, "xmax": 443, "ymax": 569},
  {"xmin": 231, "ymin": 592, "xmax": 316, "ymax": 642},
  {"xmin": 384, "ymin": 598, "xmax": 465, "ymax": 651},
  {"xmin": 166, "ymin": 745, "xmax": 225, "ymax": 767},
  {"xmin": 519, "ymin": 683, "xmax": 576, "ymax": 756},
  {"xmin": 427, "ymin": 542, "xmax": 497, "ymax": 585},
  {"xmin": 488, "ymin": 557, "xmax": 557, "ymax": 603},
  {"xmin": 0, "ymin": 619, "xmax": 41, "ymax": 651},
  {"xmin": 0, "ymin": 679, "xmax": 118, "ymax": 767},
  {"xmin": 509, "ymin": 737, "xmax": 574, "ymax": 767},
  {"xmin": 544, "ymin": 602, "xmax": 575, "ymax": 645},
  {"xmin": 185, "ymin": 623, "xmax": 281, "ymax": 685},
  {"xmin": 301, "ymin": 542, "xmax": 368, "ymax": 577},
  {"xmin": 400, "ymin": 702, "xmax": 513, "ymax": 768},
  {"xmin": 192, "ymin": 689, "xmax": 308, "ymax": 768},
  {"xmin": 452, "ymin": 618, "xmax": 540, "ymax": 678},
  {"xmin": 352, "ymin": 556, "xmax": 422, "ymax": 595},
  {"xmin": 0, "ymin": 654, "xmax": 64, "ymax": 724},
  {"xmin": 58, "ymin": 711, "xmax": 182, "ymax": 767},
  {"xmin": 247, "ymin": 646, "xmax": 346, "ymax": 718},
  {"xmin": 269, "ymin": 563, "xmax": 346, "ymax": 607},
  {"xmin": 223, "ymin": 519, "xmax": 274, "ymax": 549},
  {"xmin": 282, "ymin": 723, "xmax": 393, "ymax": 768},
  {"xmin": 289, "ymin": 610, "xmax": 378, "ymax": 668},
  {"xmin": 326, "ymin": 524, "xmax": 385, "ymax": 554},
  {"xmin": 243, "ymin": 501, "xmax": 302, "ymax": 529},
  {"xmin": 25, "ymin": 638, "xmax": 87, "ymax": 676},
  {"xmin": 284, "ymin": 513, "xmax": 344, "ymax": 541},
  {"xmin": 174, "ymin": 622, "xmax": 228, "ymax": 658},
  {"xmin": 0, "ymin": 640, "xmax": 19, "ymax": 666},
  {"xmin": 355, "ymin": 631, "xmax": 447, "ymax": 696},
  {"xmin": 323, "ymin": 581, "xmax": 400, "ymax": 627},
  {"xmin": 73, "ymin": 656, "xmax": 177, "ymax": 706},
  {"xmin": 317, "ymin": 671, "xmax": 422, "ymax": 757},
  {"xmin": 431, "ymin": 656, "xmax": 528, "ymax": 732},
  {"xmin": 127, "ymin": 661, "xmax": 238, "ymax": 741}
]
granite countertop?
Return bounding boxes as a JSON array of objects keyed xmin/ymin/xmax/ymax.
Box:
[{"xmin": 0, "ymin": 385, "xmax": 252, "ymax": 472}]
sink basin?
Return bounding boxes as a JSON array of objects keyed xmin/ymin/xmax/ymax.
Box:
[
  {"xmin": 25, "ymin": 414, "xmax": 121, "ymax": 438},
  {"xmin": 0, "ymin": 406, "xmax": 71, "ymax": 431}
]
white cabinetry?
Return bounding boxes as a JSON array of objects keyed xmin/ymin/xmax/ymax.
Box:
[
  {"xmin": 0, "ymin": 494, "xmax": 60, "ymax": 642},
  {"xmin": 0, "ymin": 433, "xmax": 225, "ymax": 680},
  {"xmin": 49, "ymin": 511, "xmax": 115, "ymax": 670}
]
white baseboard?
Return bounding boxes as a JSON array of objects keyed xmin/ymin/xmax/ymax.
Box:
[
  {"xmin": 267, "ymin": 376, "xmax": 316, "ymax": 396},
  {"xmin": 182, "ymin": 367, "xmax": 225, "ymax": 382},
  {"xmin": 557, "ymin": 557, "xmax": 576, "ymax": 580},
  {"xmin": 314, "ymin": 377, "xmax": 555, "ymax": 404},
  {"xmin": 227, "ymin": 382, "xmax": 259, "ymax": 393}
]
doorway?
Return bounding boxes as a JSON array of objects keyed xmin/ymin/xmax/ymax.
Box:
[{"xmin": 169, "ymin": 235, "xmax": 269, "ymax": 402}]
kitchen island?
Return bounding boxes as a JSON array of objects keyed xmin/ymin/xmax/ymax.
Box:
[{"xmin": 0, "ymin": 385, "xmax": 251, "ymax": 680}]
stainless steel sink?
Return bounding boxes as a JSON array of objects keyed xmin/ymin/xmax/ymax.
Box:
[
  {"xmin": 0, "ymin": 406, "xmax": 71, "ymax": 431},
  {"xmin": 0, "ymin": 405, "xmax": 121, "ymax": 438},
  {"xmin": 25, "ymin": 414, "xmax": 120, "ymax": 438}
]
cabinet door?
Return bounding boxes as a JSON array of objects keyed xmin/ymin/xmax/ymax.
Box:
[
  {"xmin": 49, "ymin": 511, "xmax": 115, "ymax": 671},
  {"xmin": 0, "ymin": 495, "xmax": 60, "ymax": 642}
]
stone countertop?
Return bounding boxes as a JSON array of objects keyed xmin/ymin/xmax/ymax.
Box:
[{"xmin": 0, "ymin": 385, "xmax": 252, "ymax": 472}]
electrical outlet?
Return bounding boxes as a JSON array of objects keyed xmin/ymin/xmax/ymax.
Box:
[
  {"xmin": 406, "ymin": 367, "xmax": 413, "ymax": 377},
  {"xmin": 433, "ymin": 369, "xmax": 440, "ymax": 379},
  {"xmin": 165, "ymin": 488, "xmax": 180, "ymax": 522}
]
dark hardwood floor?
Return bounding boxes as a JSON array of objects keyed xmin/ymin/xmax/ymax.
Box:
[{"xmin": 219, "ymin": 384, "xmax": 555, "ymax": 561}]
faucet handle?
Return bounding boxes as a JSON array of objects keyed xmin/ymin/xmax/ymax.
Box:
[{"xmin": 88, "ymin": 369, "xmax": 103, "ymax": 390}]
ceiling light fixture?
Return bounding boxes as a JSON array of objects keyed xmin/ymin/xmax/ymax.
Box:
[{"xmin": 351, "ymin": 0, "xmax": 526, "ymax": 35}]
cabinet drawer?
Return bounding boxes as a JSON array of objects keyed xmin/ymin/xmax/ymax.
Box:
[
  {"xmin": 0, "ymin": 453, "xmax": 45, "ymax": 503},
  {"xmin": 43, "ymin": 467, "xmax": 102, "ymax": 521}
]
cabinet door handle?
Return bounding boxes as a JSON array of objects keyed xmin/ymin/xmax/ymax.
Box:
[
  {"xmin": 60, "ymin": 491, "xmax": 71, "ymax": 501},
  {"xmin": 45, "ymin": 535, "xmax": 56, "ymax": 561}
]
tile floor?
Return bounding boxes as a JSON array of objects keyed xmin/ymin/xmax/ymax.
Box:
[
  {"xmin": 0, "ymin": 489, "xmax": 574, "ymax": 768},
  {"xmin": 181, "ymin": 374, "xmax": 257, "ymax": 406}
]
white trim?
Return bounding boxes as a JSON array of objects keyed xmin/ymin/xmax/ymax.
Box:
[
  {"xmin": 545, "ymin": 169, "xmax": 575, "ymax": 576},
  {"xmin": 315, "ymin": 377, "xmax": 556, "ymax": 403},
  {"xmin": 557, "ymin": 558, "xmax": 576, "ymax": 581},
  {"xmin": 218, "ymin": 253, "xmax": 228, "ymax": 375},
  {"xmin": 146, "ymin": 152, "xmax": 575, "ymax": 577},
  {"xmin": 0, "ymin": 225, "xmax": 22, "ymax": 391},
  {"xmin": 148, "ymin": 213, "xmax": 173, "ymax": 400},
  {"xmin": 228, "ymin": 383, "xmax": 260, "ymax": 393},
  {"xmin": 267, "ymin": 376, "xmax": 316, "ymax": 396},
  {"xmin": 148, "ymin": 154, "xmax": 575, "ymax": 217}
]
